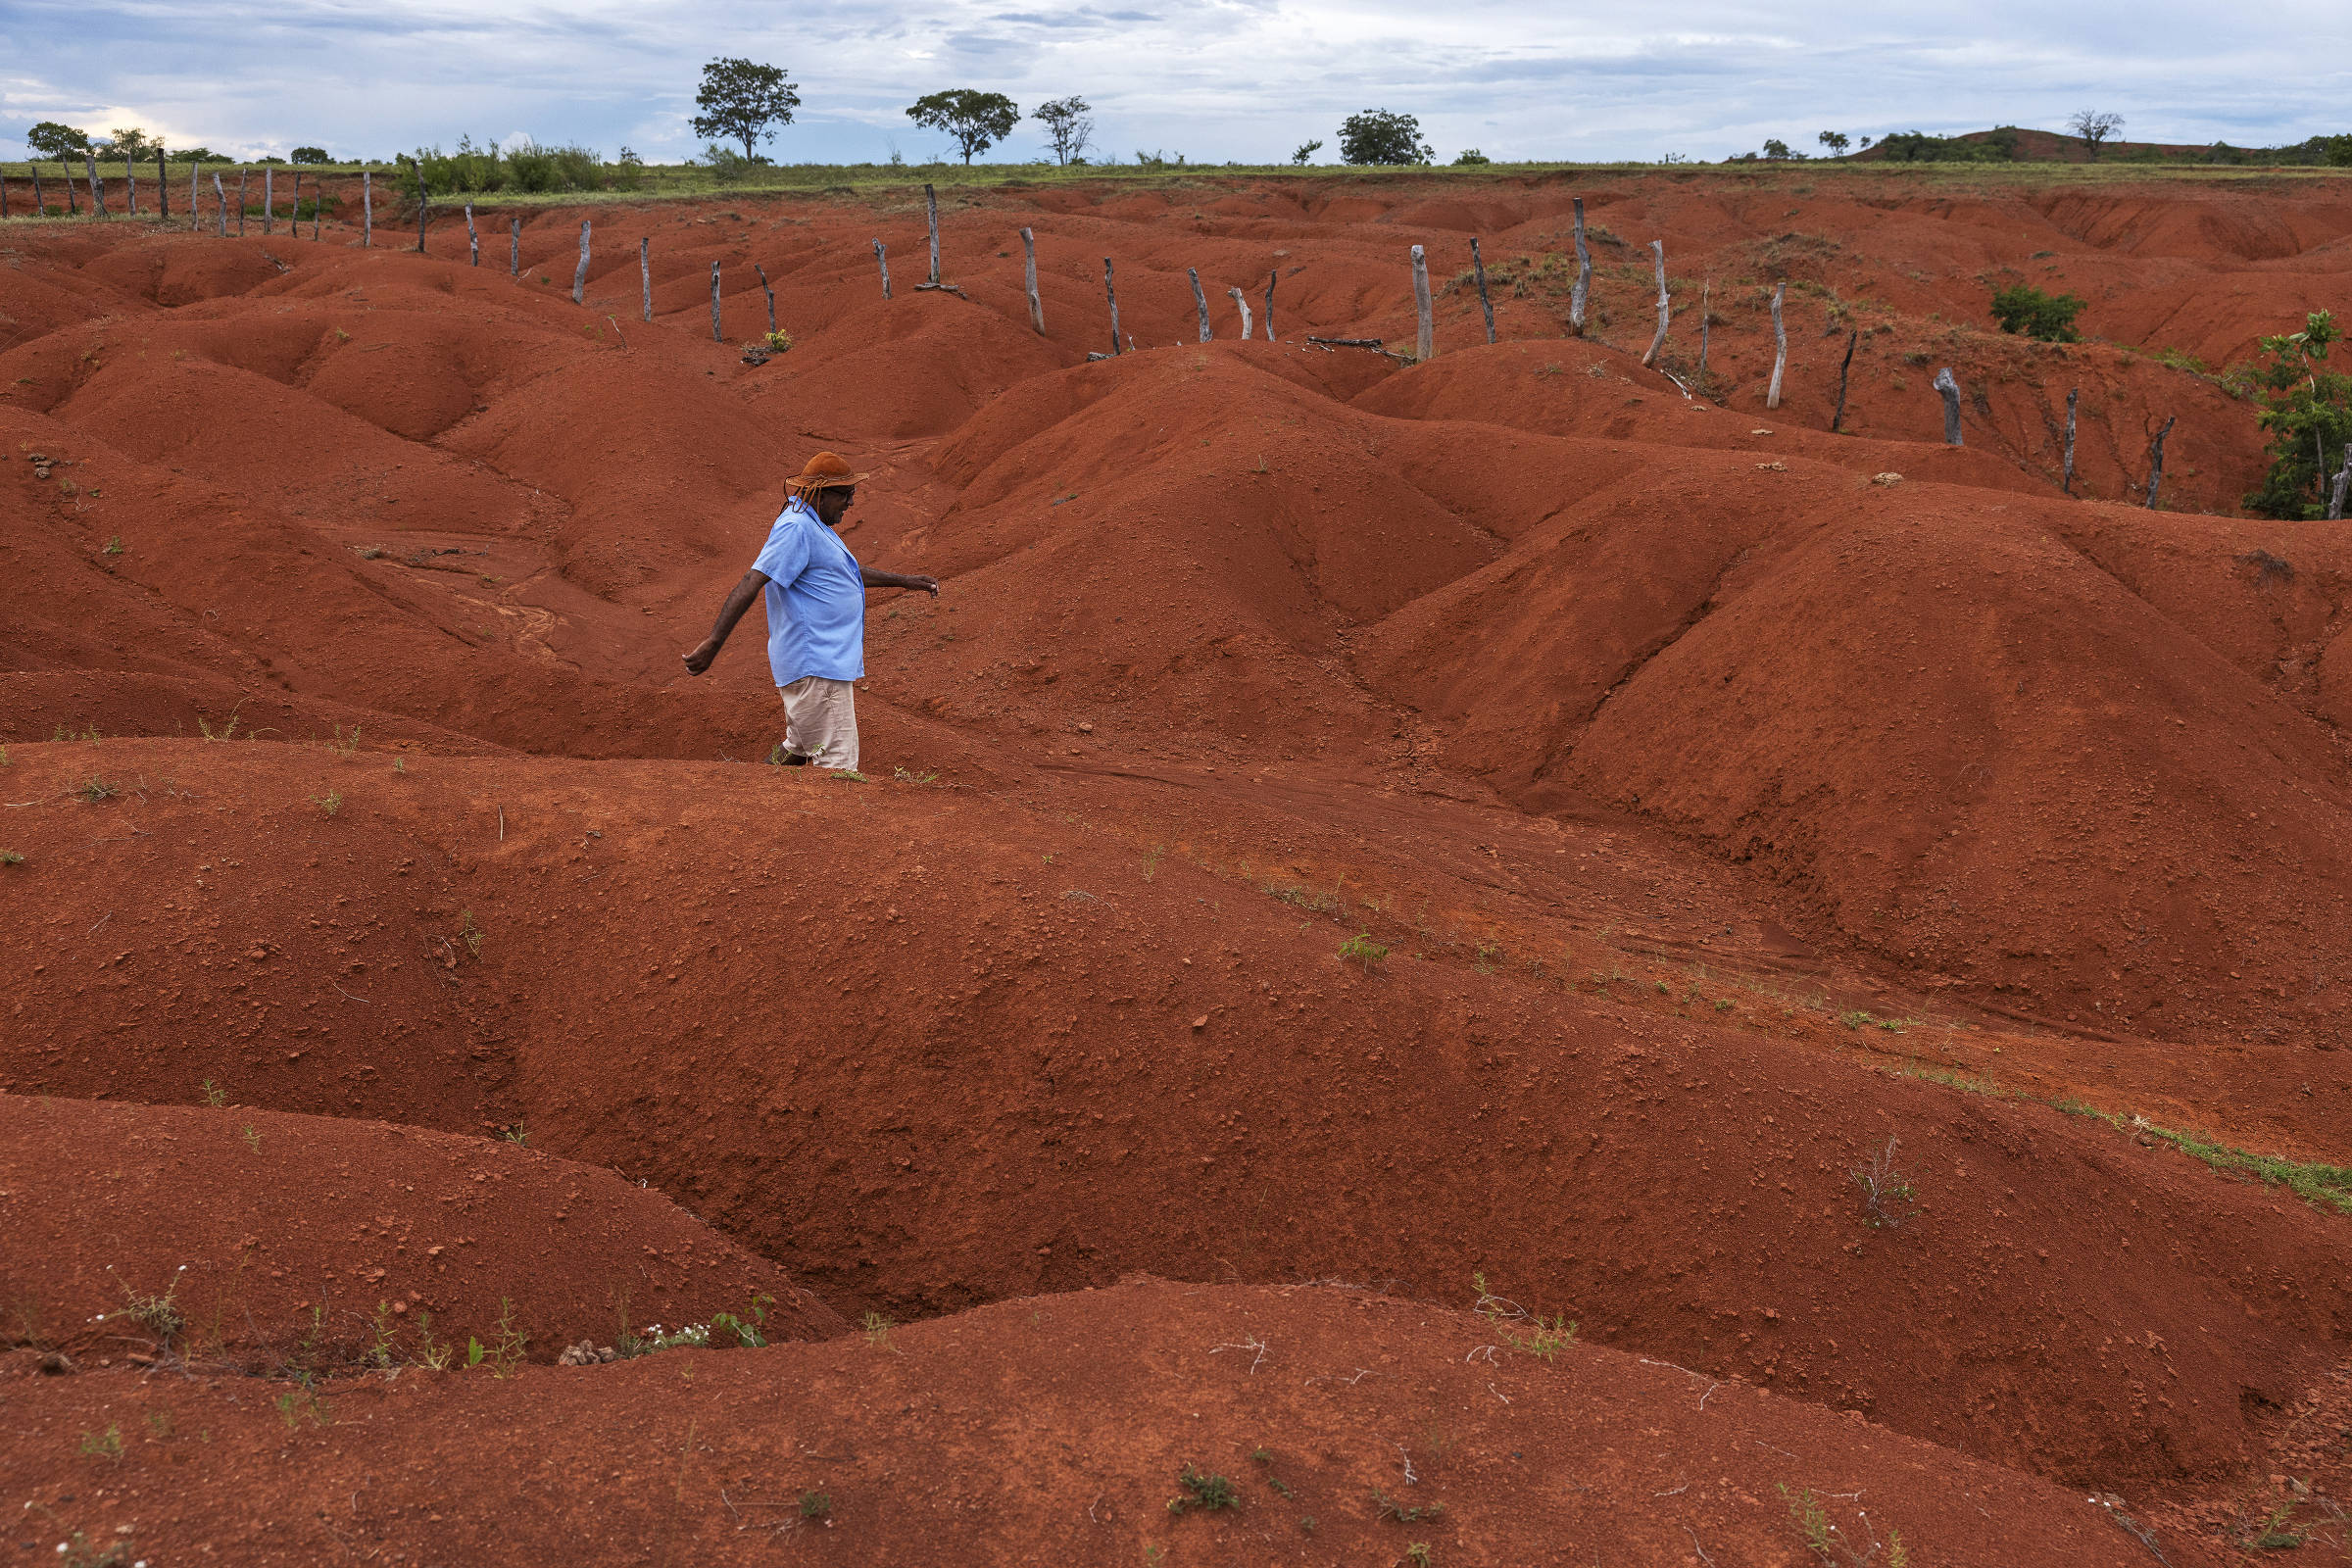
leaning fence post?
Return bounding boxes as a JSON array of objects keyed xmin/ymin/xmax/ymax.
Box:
[
  {"xmin": 1642, "ymin": 239, "xmax": 1669, "ymax": 367},
  {"xmin": 312, "ymin": 182, "xmax": 320, "ymax": 240},
  {"xmin": 1471, "ymin": 237, "xmax": 1495, "ymax": 345},
  {"xmin": 710, "ymin": 262, "xmax": 721, "ymax": 341},
  {"xmin": 1228, "ymin": 286, "xmax": 1252, "ymax": 341},
  {"xmin": 925, "ymin": 184, "xmax": 940, "ymax": 284},
  {"xmin": 63, "ymin": 161, "xmax": 76, "ymax": 216},
  {"xmin": 237, "ymin": 169, "xmax": 248, "ymax": 236},
  {"xmin": 509, "ymin": 216, "xmax": 519, "ymax": 276},
  {"xmin": 286, "ymin": 172, "xmax": 299, "ymax": 236},
  {"xmin": 1020, "ymin": 227, "xmax": 1045, "ymax": 333},
  {"xmin": 363, "ymin": 170, "xmax": 371, "ymax": 247},
  {"xmin": 187, "ymin": 162, "xmax": 197, "ymax": 228},
  {"xmin": 1569, "ymin": 197, "xmax": 1592, "ymax": 335},
  {"xmin": 1696, "ymin": 281, "xmax": 1711, "ymax": 393},
  {"xmin": 1933, "ymin": 367, "xmax": 1963, "ymax": 446},
  {"xmin": 1189, "ymin": 268, "xmax": 1212, "ymax": 342},
  {"xmin": 127, "ymin": 159, "xmax": 136, "ymax": 217},
  {"xmin": 1103, "ymin": 257, "xmax": 1122, "ymax": 355},
  {"xmin": 2144, "ymin": 415, "xmax": 2176, "ymax": 509},
  {"xmin": 572, "ymin": 220, "xmax": 590, "ymax": 304},
  {"xmin": 2328, "ymin": 443, "xmax": 2352, "ymax": 520},
  {"xmin": 1765, "ymin": 283, "xmax": 1788, "ymax": 410},
  {"xmin": 213, "ymin": 172, "xmax": 228, "ymax": 237},
  {"xmin": 263, "ymin": 167, "xmax": 271, "ymax": 233},
  {"xmin": 1411, "ymin": 245, "xmax": 1433, "ymax": 361},
  {"xmin": 31, "ymin": 166, "xmax": 42, "ymax": 217},
  {"xmin": 156, "ymin": 149, "xmax": 167, "ymax": 220},
  {"xmin": 465, "ymin": 203, "xmax": 477, "ymax": 265},
  {"xmin": 754, "ymin": 263, "xmax": 775, "ymax": 334},
  {"xmin": 2063, "ymin": 388, "xmax": 2079, "ymax": 494},
  {"xmin": 1263, "ymin": 268, "xmax": 1276, "ymax": 341},
  {"xmin": 640, "ymin": 237, "xmax": 652, "ymax": 321},
  {"xmin": 872, "ymin": 239, "xmax": 891, "ymax": 299},
  {"xmin": 414, "ymin": 165, "xmax": 426, "ymax": 252},
  {"xmin": 85, "ymin": 151, "xmax": 105, "ymax": 219},
  {"xmin": 1831, "ymin": 328, "xmax": 1857, "ymax": 432}
]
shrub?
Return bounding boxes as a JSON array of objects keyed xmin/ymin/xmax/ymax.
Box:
[
  {"xmin": 1167, "ymin": 1464, "xmax": 1240, "ymax": 1513},
  {"xmin": 1452, "ymin": 148, "xmax": 1491, "ymax": 166},
  {"xmin": 2239, "ymin": 311, "xmax": 2352, "ymax": 518},
  {"xmin": 1988, "ymin": 283, "xmax": 2082, "ymax": 342},
  {"xmin": 1338, "ymin": 109, "xmax": 1432, "ymax": 166}
]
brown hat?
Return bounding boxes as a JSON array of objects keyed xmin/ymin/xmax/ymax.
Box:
[{"xmin": 785, "ymin": 451, "xmax": 871, "ymax": 501}]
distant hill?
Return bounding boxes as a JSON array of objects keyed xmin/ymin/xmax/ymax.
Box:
[{"xmin": 1776, "ymin": 125, "xmax": 2350, "ymax": 167}]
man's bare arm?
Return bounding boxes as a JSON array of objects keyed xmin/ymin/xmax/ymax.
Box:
[
  {"xmin": 861, "ymin": 565, "xmax": 940, "ymax": 596},
  {"xmin": 682, "ymin": 568, "xmax": 770, "ymax": 675}
]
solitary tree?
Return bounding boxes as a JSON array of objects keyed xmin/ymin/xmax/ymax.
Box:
[
  {"xmin": 1762, "ymin": 137, "xmax": 1801, "ymax": 160},
  {"xmin": 25, "ymin": 121, "xmax": 91, "ymax": 160},
  {"xmin": 1033, "ymin": 96, "xmax": 1094, "ymax": 165},
  {"xmin": 907, "ymin": 89, "xmax": 1019, "ymax": 164},
  {"xmin": 2069, "ymin": 110, "xmax": 2124, "ymax": 160},
  {"xmin": 1292, "ymin": 138, "xmax": 1323, "ymax": 165},
  {"xmin": 1337, "ymin": 110, "xmax": 1431, "ymax": 166},
  {"xmin": 291, "ymin": 146, "xmax": 333, "ymax": 165},
  {"xmin": 692, "ymin": 58, "xmax": 801, "ymax": 162},
  {"xmin": 1818, "ymin": 130, "xmax": 1850, "ymax": 157}
]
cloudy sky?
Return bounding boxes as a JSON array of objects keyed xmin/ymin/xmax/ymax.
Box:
[{"xmin": 4, "ymin": 0, "xmax": 2347, "ymax": 166}]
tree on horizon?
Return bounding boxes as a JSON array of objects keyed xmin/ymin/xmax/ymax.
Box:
[
  {"xmin": 908, "ymin": 90, "xmax": 1020, "ymax": 164},
  {"xmin": 692, "ymin": 58, "xmax": 801, "ymax": 162}
]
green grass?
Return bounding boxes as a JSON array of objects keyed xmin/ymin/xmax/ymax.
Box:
[{"xmin": 1168, "ymin": 1464, "xmax": 1240, "ymax": 1514}]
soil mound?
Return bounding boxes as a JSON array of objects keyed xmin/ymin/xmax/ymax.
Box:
[
  {"xmin": 2, "ymin": 1280, "xmax": 2198, "ymax": 1568},
  {"xmin": 0, "ymin": 1094, "xmax": 844, "ymax": 1370}
]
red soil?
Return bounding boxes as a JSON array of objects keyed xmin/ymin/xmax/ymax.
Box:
[{"xmin": 4, "ymin": 168, "xmax": 2351, "ymax": 1562}]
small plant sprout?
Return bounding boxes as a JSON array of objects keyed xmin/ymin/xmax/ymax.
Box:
[
  {"xmin": 241, "ymin": 1124, "xmax": 262, "ymax": 1152},
  {"xmin": 201, "ymin": 1079, "xmax": 227, "ymax": 1106},
  {"xmin": 274, "ymin": 1387, "xmax": 329, "ymax": 1428},
  {"xmin": 330, "ymin": 723, "xmax": 362, "ymax": 758},
  {"xmin": 312, "ymin": 791, "xmax": 342, "ymax": 817},
  {"xmin": 368, "ymin": 1300, "xmax": 399, "ymax": 1369},
  {"xmin": 861, "ymin": 1310, "xmax": 898, "ymax": 1352},
  {"xmin": 415, "ymin": 1309, "xmax": 454, "ymax": 1371},
  {"xmin": 1779, "ymin": 1483, "xmax": 1906, "ymax": 1566},
  {"xmin": 78, "ymin": 1423, "xmax": 123, "ymax": 1462},
  {"xmin": 501, "ymin": 1123, "xmax": 529, "ymax": 1147},
  {"xmin": 1407, "ymin": 1545, "xmax": 1434, "ymax": 1568},
  {"xmin": 103, "ymin": 536, "xmax": 123, "ymax": 557},
  {"xmin": 799, "ymin": 1491, "xmax": 831, "ymax": 1520},
  {"xmin": 103, "ymin": 1263, "xmax": 187, "ymax": 1345},
  {"xmin": 1851, "ymin": 1136, "xmax": 1920, "ymax": 1230},
  {"xmin": 1371, "ymin": 1488, "xmax": 1445, "ymax": 1524},
  {"xmin": 1167, "ymin": 1464, "xmax": 1240, "ymax": 1514},
  {"xmin": 0, "ymin": 851, "xmax": 22, "ymax": 867},
  {"xmin": 78, "ymin": 776, "xmax": 117, "ymax": 803},
  {"xmin": 1340, "ymin": 931, "xmax": 1390, "ymax": 972}
]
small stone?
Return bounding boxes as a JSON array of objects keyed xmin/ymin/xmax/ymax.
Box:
[
  {"xmin": 1872, "ymin": 472, "xmax": 1903, "ymax": 486},
  {"xmin": 1191, "ymin": 1015, "xmax": 1209, "ymax": 1031}
]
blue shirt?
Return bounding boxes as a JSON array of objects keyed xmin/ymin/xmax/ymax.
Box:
[{"xmin": 751, "ymin": 497, "xmax": 865, "ymax": 686}]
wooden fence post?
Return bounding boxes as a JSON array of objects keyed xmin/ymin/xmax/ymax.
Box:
[
  {"xmin": 1642, "ymin": 239, "xmax": 1669, "ymax": 367},
  {"xmin": 1263, "ymin": 269, "xmax": 1276, "ymax": 341},
  {"xmin": 872, "ymin": 239, "xmax": 891, "ymax": 299},
  {"xmin": 262, "ymin": 167, "xmax": 271, "ymax": 233},
  {"xmin": 572, "ymin": 220, "xmax": 590, "ymax": 304},
  {"xmin": 156, "ymin": 149, "xmax": 167, "ymax": 220},
  {"xmin": 1831, "ymin": 328, "xmax": 1857, "ymax": 432},
  {"xmin": 30, "ymin": 166, "xmax": 41, "ymax": 218},
  {"xmin": 925, "ymin": 184, "xmax": 940, "ymax": 284},
  {"xmin": 509, "ymin": 216, "xmax": 519, "ymax": 276},
  {"xmin": 188, "ymin": 162, "xmax": 198, "ymax": 228},
  {"xmin": 1410, "ymin": 245, "xmax": 1433, "ymax": 361},
  {"xmin": 63, "ymin": 162, "xmax": 75, "ymax": 216},
  {"xmin": 1933, "ymin": 368, "xmax": 1963, "ymax": 445},
  {"xmin": 126, "ymin": 159, "xmax": 136, "ymax": 217},
  {"xmin": 363, "ymin": 170, "xmax": 371, "ymax": 247},
  {"xmin": 1470, "ymin": 237, "xmax": 1495, "ymax": 345},
  {"xmin": 313, "ymin": 182, "xmax": 321, "ymax": 240},
  {"xmin": 640, "ymin": 237, "xmax": 652, "ymax": 321},
  {"xmin": 2063, "ymin": 388, "xmax": 2079, "ymax": 494},
  {"xmin": 2328, "ymin": 443, "xmax": 2352, "ymax": 520},
  {"xmin": 237, "ymin": 169, "xmax": 248, "ymax": 236},
  {"xmin": 1569, "ymin": 197, "xmax": 1592, "ymax": 336},
  {"xmin": 754, "ymin": 263, "xmax": 775, "ymax": 334},
  {"xmin": 414, "ymin": 165, "xmax": 426, "ymax": 252},
  {"xmin": 710, "ymin": 262, "xmax": 721, "ymax": 341},
  {"xmin": 1189, "ymin": 268, "xmax": 1212, "ymax": 342},
  {"xmin": 1766, "ymin": 283, "xmax": 1788, "ymax": 410},
  {"xmin": 85, "ymin": 151, "xmax": 105, "ymax": 218},
  {"xmin": 287, "ymin": 172, "xmax": 299, "ymax": 237},
  {"xmin": 466, "ymin": 203, "xmax": 477, "ymax": 265},
  {"xmin": 1020, "ymin": 227, "xmax": 1044, "ymax": 333},
  {"xmin": 2144, "ymin": 415, "xmax": 2176, "ymax": 508},
  {"xmin": 213, "ymin": 172, "xmax": 228, "ymax": 237},
  {"xmin": 1, "ymin": 169, "xmax": 8, "ymax": 220},
  {"xmin": 1696, "ymin": 281, "xmax": 1710, "ymax": 394},
  {"xmin": 1103, "ymin": 257, "xmax": 1122, "ymax": 355},
  {"xmin": 1229, "ymin": 286, "xmax": 1252, "ymax": 341}
]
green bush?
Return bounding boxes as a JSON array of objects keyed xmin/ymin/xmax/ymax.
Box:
[
  {"xmin": 2240, "ymin": 311, "xmax": 2352, "ymax": 519},
  {"xmin": 414, "ymin": 134, "xmax": 507, "ymax": 194},
  {"xmin": 1988, "ymin": 283, "xmax": 2083, "ymax": 342}
]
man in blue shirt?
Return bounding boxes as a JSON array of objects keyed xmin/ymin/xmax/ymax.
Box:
[{"xmin": 681, "ymin": 452, "xmax": 938, "ymax": 770}]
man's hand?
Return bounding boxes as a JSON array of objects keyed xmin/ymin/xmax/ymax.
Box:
[
  {"xmin": 901, "ymin": 574, "xmax": 941, "ymax": 597},
  {"xmin": 681, "ymin": 637, "xmax": 721, "ymax": 676},
  {"xmin": 862, "ymin": 566, "xmax": 940, "ymax": 597}
]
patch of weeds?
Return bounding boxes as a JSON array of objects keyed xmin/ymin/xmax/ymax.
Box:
[
  {"xmin": 330, "ymin": 723, "xmax": 362, "ymax": 758},
  {"xmin": 1838, "ymin": 1009, "xmax": 1910, "ymax": 1032},
  {"xmin": 106, "ymin": 1263, "xmax": 187, "ymax": 1345},
  {"xmin": 78, "ymin": 1422, "xmax": 123, "ymax": 1462},
  {"xmin": 78, "ymin": 775, "xmax": 117, "ymax": 803},
  {"xmin": 1779, "ymin": 1483, "xmax": 1906, "ymax": 1566},
  {"xmin": 500, "ymin": 1123, "xmax": 529, "ymax": 1147},
  {"xmin": 2139, "ymin": 1123, "xmax": 2352, "ymax": 1218},
  {"xmin": 197, "ymin": 708, "xmax": 242, "ymax": 742},
  {"xmin": 1473, "ymin": 1271, "xmax": 1577, "ymax": 1359},
  {"xmin": 51, "ymin": 1532, "xmax": 134, "ymax": 1568},
  {"xmin": 891, "ymin": 764, "xmax": 940, "ymax": 783},
  {"xmin": 367, "ymin": 1300, "xmax": 400, "ymax": 1370},
  {"xmin": 1714, "ymin": 998, "xmax": 1734, "ymax": 1012},
  {"xmin": 392, "ymin": 757, "xmax": 407, "ymax": 774},
  {"xmin": 467, "ymin": 1297, "xmax": 527, "ymax": 1376},
  {"xmin": 1850, "ymin": 1136, "xmax": 1919, "ymax": 1230},
  {"xmin": 1141, "ymin": 844, "xmax": 1164, "ymax": 881},
  {"xmin": 459, "ymin": 908, "xmax": 485, "ymax": 960},
  {"xmin": 102, "ymin": 536, "xmax": 123, "ymax": 557},
  {"xmin": 1252, "ymin": 1446, "xmax": 1298, "ymax": 1498},
  {"xmin": 1299, "ymin": 1515, "xmax": 1317, "ymax": 1534},
  {"xmin": 312, "ymin": 791, "xmax": 342, "ymax": 817},
  {"xmin": 828, "ymin": 769, "xmax": 868, "ymax": 782},
  {"xmin": 201, "ymin": 1078, "xmax": 227, "ymax": 1106},
  {"xmin": 861, "ymin": 1310, "xmax": 897, "ymax": 1352},
  {"xmin": 708, "ymin": 1294, "xmax": 773, "ymax": 1349},
  {"xmin": 143, "ymin": 1410, "xmax": 172, "ymax": 1439},
  {"xmin": 414, "ymin": 1309, "xmax": 454, "ymax": 1371},
  {"xmin": 0, "ymin": 851, "xmax": 22, "ymax": 867},
  {"xmin": 1168, "ymin": 1463, "xmax": 1240, "ymax": 1514},
  {"xmin": 274, "ymin": 1387, "xmax": 330, "ymax": 1427},
  {"xmin": 799, "ymin": 1490, "xmax": 831, "ymax": 1520},
  {"xmin": 241, "ymin": 1123, "xmax": 263, "ymax": 1152},
  {"xmin": 1371, "ymin": 1488, "xmax": 1445, "ymax": 1524},
  {"xmin": 1406, "ymin": 1545, "xmax": 1434, "ymax": 1568},
  {"xmin": 1340, "ymin": 932, "xmax": 1390, "ymax": 972}
]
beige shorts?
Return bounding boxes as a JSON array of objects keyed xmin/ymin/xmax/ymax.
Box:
[{"xmin": 778, "ymin": 676, "xmax": 858, "ymax": 770}]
